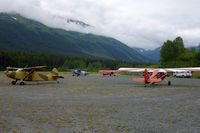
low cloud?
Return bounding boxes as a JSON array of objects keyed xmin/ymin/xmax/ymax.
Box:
[{"xmin": 1, "ymin": 0, "xmax": 200, "ymax": 49}]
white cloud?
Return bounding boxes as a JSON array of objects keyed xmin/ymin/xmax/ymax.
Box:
[{"xmin": 0, "ymin": 0, "xmax": 200, "ymax": 49}]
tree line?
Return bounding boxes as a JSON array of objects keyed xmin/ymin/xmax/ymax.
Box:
[
  {"xmin": 0, "ymin": 52, "xmax": 138, "ymax": 71},
  {"xmin": 1, "ymin": 36, "xmax": 199, "ymax": 71},
  {"xmin": 160, "ymin": 37, "xmax": 200, "ymax": 67}
]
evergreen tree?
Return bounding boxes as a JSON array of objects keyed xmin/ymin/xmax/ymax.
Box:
[{"xmin": 160, "ymin": 37, "xmax": 197, "ymax": 67}]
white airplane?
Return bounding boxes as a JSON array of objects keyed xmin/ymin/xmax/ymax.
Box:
[{"xmin": 71, "ymin": 68, "xmax": 89, "ymax": 76}]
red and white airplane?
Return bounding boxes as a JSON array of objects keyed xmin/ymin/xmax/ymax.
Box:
[{"xmin": 118, "ymin": 67, "xmax": 200, "ymax": 87}]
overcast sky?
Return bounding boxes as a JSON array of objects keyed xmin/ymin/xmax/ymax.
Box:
[{"xmin": 1, "ymin": 0, "xmax": 200, "ymax": 49}]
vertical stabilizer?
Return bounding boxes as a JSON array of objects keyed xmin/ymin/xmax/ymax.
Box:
[
  {"xmin": 47, "ymin": 68, "xmax": 58, "ymax": 77},
  {"xmin": 47, "ymin": 68, "xmax": 64, "ymax": 80},
  {"xmin": 144, "ymin": 69, "xmax": 149, "ymax": 83},
  {"xmin": 51, "ymin": 68, "xmax": 59, "ymax": 76}
]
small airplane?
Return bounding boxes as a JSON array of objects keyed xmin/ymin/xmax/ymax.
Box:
[
  {"xmin": 71, "ymin": 68, "xmax": 89, "ymax": 76},
  {"xmin": 4, "ymin": 66, "xmax": 64, "ymax": 85},
  {"xmin": 99, "ymin": 70, "xmax": 117, "ymax": 76},
  {"xmin": 118, "ymin": 67, "xmax": 200, "ymax": 87}
]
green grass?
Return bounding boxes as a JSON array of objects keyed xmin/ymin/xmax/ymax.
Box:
[{"xmin": 191, "ymin": 72, "xmax": 200, "ymax": 79}]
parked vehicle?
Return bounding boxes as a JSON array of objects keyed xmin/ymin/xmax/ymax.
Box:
[
  {"xmin": 173, "ymin": 71, "xmax": 192, "ymax": 78},
  {"xmin": 71, "ymin": 69, "xmax": 89, "ymax": 76}
]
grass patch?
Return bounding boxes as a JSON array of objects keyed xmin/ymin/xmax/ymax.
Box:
[{"xmin": 191, "ymin": 72, "xmax": 200, "ymax": 79}]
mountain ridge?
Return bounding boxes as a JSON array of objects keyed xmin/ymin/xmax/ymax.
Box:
[
  {"xmin": 0, "ymin": 13, "xmax": 152, "ymax": 63},
  {"xmin": 134, "ymin": 47, "xmax": 161, "ymax": 63}
]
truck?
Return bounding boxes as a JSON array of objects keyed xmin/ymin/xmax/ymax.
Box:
[{"xmin": 173, "ymin": 70, "xmax": 192, "ymax": 78}]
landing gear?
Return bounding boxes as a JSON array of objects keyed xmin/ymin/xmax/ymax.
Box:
[
  {"xmin": 11, "ymin": 80, "xmax": 17, "ymax": 85},
  {"xmin": 19, "ymin": 81, "xmax": 25, "ymax": 85},
  {"xmin": 11, "ymin": 80, "xmax": 25, "ymax": 85},
  {"xmin": 168, "ymin": 81, "xmax": 171, "ymax": 86}
]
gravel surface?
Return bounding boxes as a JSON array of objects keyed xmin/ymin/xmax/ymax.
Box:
[{"xmin": 0, "ymin": 74, "xmax": 200, "ymax": 133}]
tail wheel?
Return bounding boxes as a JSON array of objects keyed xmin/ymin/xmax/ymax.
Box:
[
  {"xmin": 20, "ymin": 82, "xmax": 25, "ymax": 85},
  {"xmin": 168, "ymin": 81, "xmax": 171, "ymax": 86}
]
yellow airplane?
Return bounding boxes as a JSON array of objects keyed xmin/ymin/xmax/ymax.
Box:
[{"xmin": 4, "ymin": 66, "xmax": 64, "ymax": 85}]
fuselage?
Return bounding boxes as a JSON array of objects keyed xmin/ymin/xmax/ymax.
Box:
[
  {"xmin": 5, "ymin": 70, "xmax": 57, "ymax": 81},
  {"xmin": 133, "ymin": 69, "xmax": 167, "ymax": 84}
]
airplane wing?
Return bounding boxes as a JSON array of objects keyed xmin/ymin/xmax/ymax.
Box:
[
  {"xmin": 20, "ymin": 66, "xmax": 50, "ymax": 72},
  {"xmin": 99, "ymin": 70, "xmax": 119, "ymax": 73},
  {"xmin": 6, "ymin": 67, "xmax": 21, "ymax": 71},
  {"xmin": 118, "ymin": 68, "xmax": 145, "ymax": 72},
  {"xmin": 165, "ymin": 67, "xmax": 200, "ymax": 72},
  {"xmin": 7, "ymin": 66, "xmax": 49, "ymax": 72},
  {"xmin": 118, "ymin": 67, "xmax": 200, "ymax": 73},
  {"xmin": 118, "ymin": 68, "xmax": 157, "ymax": 72}
]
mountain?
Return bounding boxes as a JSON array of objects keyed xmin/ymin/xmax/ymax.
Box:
[
  {"xmin": 52, "ymin": 15, "xmax": 92, "ymax": 28},
  {"xmin": 188, "ymin": 46, "xmax": 200, "ymax": 52},
  {"xmin": 66, "ymin": 19, "xmax": 91, "ymax": 28},
  {"xmin": 0, "ymin": 13, "xmax": 150, "ymax": 63},
  {"xmin": 134, "ymin": 47, "xmax": 161, "ymax": 63}
]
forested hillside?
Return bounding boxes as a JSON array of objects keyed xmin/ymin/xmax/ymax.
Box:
[
  {"xmin": 0, "ymin": 13, "xmax": 150, "ymax": 63},
  {"xmin": 0, "ymin": 51, "xmax": 138, "ymax": 71}
]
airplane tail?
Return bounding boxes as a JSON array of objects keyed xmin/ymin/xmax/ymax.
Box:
[
  {"xmin": 48, "ymin": 68, "xmax": 64, "ymax": 79},
  {"xmin": 144, "ymin": 69, "xmax": 149, "ymax": 83},
  {"xmin": 51, "ymin": 68, "xmax": 59, "ymax": 76}
]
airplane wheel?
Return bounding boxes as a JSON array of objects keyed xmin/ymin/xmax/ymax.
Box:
[
  {"xmin": 144, "ymin": 84, "xmax": 147, "ymax": 87},
  {"xmin": 11, "ymin": 81, "xmax": 16, "ymax": 85},
  {"xmin": 168, "ymin": 81, "xmax": 171, "ymax": 86},
  {"xmin": 72, "ymin": 74, "xmax": 75, "ymax": 76},
  {"xmin": 20, "ymin": 82, "xmax": 25, "ymax": 85}
]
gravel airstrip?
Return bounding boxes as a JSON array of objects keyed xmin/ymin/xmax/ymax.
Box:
[{"xmin": 0, "ymin": 73, "xmax": 200, "ymax": 133}]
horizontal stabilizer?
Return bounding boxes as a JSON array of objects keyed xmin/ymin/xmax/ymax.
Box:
[
  {"xmin": 52, "ymin": 76, "xmax": 64, "ymax": 78},
  {"xmin": 132, "ymin": 78, "xmax": 145, "ymax": 83}
]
